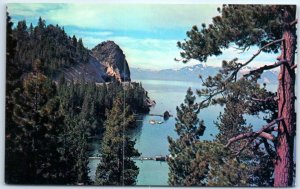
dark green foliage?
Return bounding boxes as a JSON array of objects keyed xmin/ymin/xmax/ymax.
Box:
[
  {"xmin": 7, "ymin": 61, "xmax": 65, "ymax": 184},
  {"xmin": 13, "ymin": 17, "xmax": 89, "ymax": 76},
  {"xmin": 95, "ymin": 98, "xmax": 140, "ymax": 185},
  {"xmin": 193, "ymin": 141, "xmax": 250, "ymax": 186},
  {"xmin": 212, "ymin": 79, "xmax": 275, "ymax": 186},
  {"xmin": 124, "ymin": 82, "xmax": 150, "ymax": 113},
  {"xmin": 171, "ymin": 4, "xmax": 295, "ymax": 186},
  {"xmin": 57, "ymin": 80, "xmax": 149, "ymax": 135},
  {"xmin": 169, "ymin": 82, "xmax": 276, "ymax": 186},
  {"xmin": 58, "ymin": 81, "xmax": 103, "ymax": 136},
  {"xmin": 5, "ymin": 15, "xmax": 150, "ymax": 185},
  {"xmin": 177, "ymin": 5, "xmax": 295, "ymax": 63},
  {"xmin": 58, "ymin": 116, "xmax": 91, "ymax": 185},
  {"xmin": 5, "ymin": 12, "xmax": 23, "ymax": 183},
  {"xmin": 168, "ymin": 88, "xmax": 206, "ymax": 186}
]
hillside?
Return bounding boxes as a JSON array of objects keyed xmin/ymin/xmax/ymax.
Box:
[{"xmin": 12, "ymin": 18, "xmax": 130, "ymax": 83}]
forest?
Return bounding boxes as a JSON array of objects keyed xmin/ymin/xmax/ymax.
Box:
[
  {"xmin": 5, "ymin": 13, "xmax": 148, "ymax": 185},
  {"xmin": 5, "ymin": 4, "xmax": 297, "ymax": 187}
]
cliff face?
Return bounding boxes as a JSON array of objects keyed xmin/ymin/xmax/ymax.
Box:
[
  {"xmin": 60, "ymin": 41, "xmax": 131, "ymax": 83},
  {"xmin": 92, "ymin": 41, "xmax": 131, "ymax": 82}
]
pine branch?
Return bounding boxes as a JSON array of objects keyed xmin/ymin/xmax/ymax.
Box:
[
  {"xmin": 225, "ymin": 117, "xmax": 283, "ymax": 148},
  {"xmin": 223, "ymin": 39, "xmax": 284, "ymax": 83},
  {"xmin": 237, "ymin": 38, "xmax": 284, "ymax": 68},
  {"xmin": 259, "ymin": 132, "xmax": 275, "ymax": 141},
  {"xmin": 197, "ymin": 39, "xmax": 284, "ymax": 113},
  {"xmin": 251, "ymin": 96, "xmax": 278, "ymax": 103},
  {"xmin": 232, "ymin": 132, "xmax": 275, "ymax": 156},
  {"xmin": 265, "ymin": 126, "xmax": 278, "ymax": 132},
  {"xmin": 244, "ymin": 60, "xmax": 288, "ymax": 77},
  {"xmin": 197, "ymin": 88, "xmax": 226, "ymax": 113},
  {"xmin": 231, "ymin": 131, "xmax": 274, "ymax": 156},
  {"xmin": 290, "ymin": 19, "xmax": 298, "ymax": 26}
]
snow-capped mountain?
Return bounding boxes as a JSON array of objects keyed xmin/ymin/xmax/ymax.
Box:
[{"xmin": 131, "ymin": 64, "xmax": 278, "ymax": 85}]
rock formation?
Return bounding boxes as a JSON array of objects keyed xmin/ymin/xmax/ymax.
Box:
[
  {"xmin": 91, "ymin": 41, "xmax": 131, "ymax": 82},
  {"xmin": 60, "ymin": 41, "xmax": 131, "ymax": 83}
]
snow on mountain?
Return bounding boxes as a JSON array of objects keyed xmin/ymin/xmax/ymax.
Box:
[{"xmin": 131, "ymin": 64, "xmax": 278, "ymax": 85}]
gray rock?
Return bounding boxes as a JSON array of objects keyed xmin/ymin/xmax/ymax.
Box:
[
  {"xmin": 92, "ymin": 40, "xmax": 131, "ymax": 82},
  {"xmin": 59, "ymin": 40, "xmax": 131, "ymax": 83}
]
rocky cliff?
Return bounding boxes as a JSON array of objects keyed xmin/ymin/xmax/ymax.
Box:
[
  {"xmin": 60, "ymin": 41, "xmax": 130, "ymax": 83},
  {"xmin": 92, "ymin": 41, "xmax": 131, "ymax": 82}
]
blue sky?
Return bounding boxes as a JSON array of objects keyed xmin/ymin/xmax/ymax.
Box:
[{"xmin": 7, "ymin": 3, "xmax": 278, "ymax": 70}]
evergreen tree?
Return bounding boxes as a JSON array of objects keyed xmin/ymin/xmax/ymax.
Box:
[
  {"xmin": 169, "ymin": 82, "xmax": 276, "ymax": 186},
  {"xmin": 9, "ymin": 59, "xmax": 64, "ymax": 184},
  {"xmin": 168, "ymin": 88, "xmax": 206, "ymax": 186},
  {"xmin": 59, "ymin": 116, "xmax": 91, "ymax": 185},
  {"xmin": 72, "ymin": 35, "xmax": 77, "ymax": 47},
  {"xmin": 11, "ymin": 17, "xmax": 90, "ymax": 75},
  {"xmin": 95, "ymin": 98, "xmax": 140, "ymax": 186},
  {"xmin": 176, "ymin": 5, "xmax": 296, "ymax": 186},
  {"xmin": 5, "ymin": 11, "xmax": 23, "ymax": 184},
  {"xmin": 212, "ymin": 79, "xmax": 275, "ymax": 186}
]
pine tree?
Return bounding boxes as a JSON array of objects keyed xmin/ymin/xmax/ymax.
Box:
[
  {"xmin": 177, "ymin": 5, "xmax": 296, "ymax": 186},
  {"xmin": 95, "ymin": 98, "xmax": 140, "ymax": 186},
  {"xmin": 5, "ymin": 11, "xmax": 23, "ymax": 184},
  {"xmin": 59, "ymin": 116, "xmax": 91, "ymax": 185},
  {"xmin": 213, "ymin": 79, "xmax": 275, "ymax": 186},
  {"xmin": 169, "ymin": 82, "xmax": 275, "ymax": 186},
  {"xmin": 9, "ymin": 59, "xmax": 64, "ymax": 184},
  {"xmin": 72, "ymin": 35, "xmax": 77, "ymax": 47},
  {"xmin": 168, "ymin": 88, "xmax": 206, "ymax": 186}
]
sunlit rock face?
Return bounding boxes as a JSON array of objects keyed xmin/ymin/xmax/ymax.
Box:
[
  {"xmin": 60, "ymin": 40, "xmax": 131, "ymax": 83},
  {"xmin": 92, "ymin": 40, "xmax": 131, "ymax": 82}
]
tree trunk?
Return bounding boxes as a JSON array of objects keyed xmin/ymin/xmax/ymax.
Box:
[{"xmin": 274, "ymin": 9, "xmax": 296, "ymax": 187}]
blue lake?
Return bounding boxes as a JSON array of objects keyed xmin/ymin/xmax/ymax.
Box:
[
  {"xmin": 89, "ymin": 79, "xmax": 274, "ymax": 186},
  {"xmin": 131, "ymin": 79, "xmax": 273, "ymax": 186}
]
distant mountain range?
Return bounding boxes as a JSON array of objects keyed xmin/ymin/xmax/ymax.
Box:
[{"xmin": 131, "ymin": 64, "xmax": 279, "ymax": 85}]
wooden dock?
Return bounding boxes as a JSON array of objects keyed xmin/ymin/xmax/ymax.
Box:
[
  {"xmin": 148, "ymin": 114, "xmax": 173, "ymax": 117},
  {"xmin": 132, "ymin": 156, "xmax": 167, "ymax": 161},
  {"xmin": 89, "ymin": 155, "xmax": 168, "ymax": 161}
]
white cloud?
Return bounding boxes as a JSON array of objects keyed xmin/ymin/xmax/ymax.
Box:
[
  {"xmin": 74, "ymin": 30, "xmax": 113, "ymax": 37},
  {"xmin": 8, "ymin": 4, "xmax": 220, "ymax": 31},
  {"xmin": 7, "ymin": 3, "xmax": 280, "ymax": 70},
  {"xmin": 8, "ymin": 3, "xmax": 47, "ymax": 17}
]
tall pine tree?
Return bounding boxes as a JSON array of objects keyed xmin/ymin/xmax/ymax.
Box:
[
  {"xmin": 168, "ymin": 88, "xmax": 206, "ymax": 186},
  {"xmin": 177, "ymin": 5, "xmax": 296, "ymax": 186},
  {"xmin": 95, "ymin": 98, "xmax": 140, "ymax": 186},
  {"xmin": 8, "ymin": 59, "xmax": 64, "ymax": 184},
  {"xmin": 5, "ymin": 11, "xmax": 23, "ymax": 184}
]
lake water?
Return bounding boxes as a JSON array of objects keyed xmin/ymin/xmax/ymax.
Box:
[
  {"xmin": 131, "ymin": 79, "xmax": 214, "ymax": 186},
  {"xmin": 88, "ymin": 79, "xmax": 273, "ymax": 186}
]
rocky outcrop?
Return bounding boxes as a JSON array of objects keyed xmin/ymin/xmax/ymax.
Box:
[
  {"xmin": 60, "ymin": 55, "xmax": 107, "ymax": 83},
  {"xmin": 59, "ymin": 41, "xmax": 131, "ymax": 83},
  {"xmin": 91, "ymin": 41, "xmax": 131, "ymax": 82}
]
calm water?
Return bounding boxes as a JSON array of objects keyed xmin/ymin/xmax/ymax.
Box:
[
  {"xmin": 88, "ymin": 79, "xmax": 273, "ymax": 186},
  {"xmin": 131, "ymin": 80, "xmax": 221, "ymax": 186}
]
